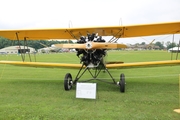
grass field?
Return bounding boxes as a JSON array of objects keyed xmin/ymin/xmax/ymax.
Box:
[{"xmin": 0, "ymin": 50, "xmax": 180, "ymax": 119}]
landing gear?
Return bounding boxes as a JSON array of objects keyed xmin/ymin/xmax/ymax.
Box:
[
  {"xmin": 119, "ymin": 73, "xmax": 125, "ymax": 93},
  {"xmin": 64, "ymin": 73, "xmax": 73, "ymax": 91},
  {"xmin": 63, "ymin": 70, "xmax": 125, "ymax": 93}
]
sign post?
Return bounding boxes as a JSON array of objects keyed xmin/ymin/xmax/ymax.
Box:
[{"xmin": 76, "ymin": 83, "xmax": 97, "ymax": 99}]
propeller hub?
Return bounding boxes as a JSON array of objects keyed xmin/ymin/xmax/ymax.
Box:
[{"xmin": 86, "ymin": 42, "xmax": 92, "ymax": 49}]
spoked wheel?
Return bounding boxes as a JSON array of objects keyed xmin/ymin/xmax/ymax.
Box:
[
  {"xmin": 119, "ymin": 73, "xmax": 125, "ymax": 93},
  {"xmin": 64, "ymin": 73, "xmax": 73, "ymax": 91}
]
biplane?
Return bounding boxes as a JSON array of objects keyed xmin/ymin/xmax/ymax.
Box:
[{"xmin": 0, "ymin": 21, "xmax": 180, "ymax": 93}]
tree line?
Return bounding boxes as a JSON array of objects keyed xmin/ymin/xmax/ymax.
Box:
[
  {"xmin": 0, "ymin": 36, "xmax": 179, "ymax": 50},
  {"xmin": 0, "ymin": 37, "xmax": 73, "ymax": 50},
  {"xmin": 134, "ymin": 41, "xmax": 179, "ymax": 50}
]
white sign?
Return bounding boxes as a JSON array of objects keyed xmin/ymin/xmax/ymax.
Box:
[{"xmin": 76, "ymin": 83, "xmax": 97, "ymax": 99}]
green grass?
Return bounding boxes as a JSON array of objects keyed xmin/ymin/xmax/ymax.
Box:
[{"xmin": 0, "ymin": 50, "xmax": 180, "ymax": 119}]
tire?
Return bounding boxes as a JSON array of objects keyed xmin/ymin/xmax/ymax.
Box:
[
  {"xmin": 120, "ymin": 73, "xmax": 125, "ymax": 93},
  {"xmin": 64, "ymin": 73, "xmax": 73, "ymax": 91}
]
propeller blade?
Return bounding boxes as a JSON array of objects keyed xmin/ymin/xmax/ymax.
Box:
[
  {"xmin": 54, "ymin": 44, "xmax": 86, "ymax": 49},
  {"xmin": 54, "ymin": 42, "xmax": 127, "ymax": 49}
]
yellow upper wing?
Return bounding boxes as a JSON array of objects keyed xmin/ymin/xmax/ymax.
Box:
[{"xmin": 0, "ymin": 21, "xmax": 180, "ymax": 40}]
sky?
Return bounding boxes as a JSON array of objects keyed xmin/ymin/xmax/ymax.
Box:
[{"xmin": 0, "ymin": 0, "xmax": 180, "ymax": 44}]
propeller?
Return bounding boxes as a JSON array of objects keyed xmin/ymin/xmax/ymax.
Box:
[{"xmin": 54, "ymin": 42, "xmax": 127, "ymax": 49}]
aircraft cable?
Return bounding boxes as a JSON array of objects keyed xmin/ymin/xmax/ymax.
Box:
[
  {"xmin": 23, "ymin": 38, "xmax": 26, "ymax": 61},
  {"xmin": 24, "ymin": 37, "xmax": 32, "ymax": 62},
  {"xmin": 108, "ymin": 29, "xmax": 122, "ymax": 42},
  {"xmin": 0, "ymin": 62, "xmax": 7, "ymax": 81},
  {"xmin": 110, "ymin": 34, "xmax": 122, "ymax": 43},
  {"xmin": 33, "ymin": 49, "xmax": 37, "ymax": 62},
  {"xmin": 78, "ymin": 32, "xmax": 83, "ymax": 37},
  {"xmin": 108, "ymin": 36, "xmax": 115, "ymax": 43},
  {"xmin": 108, "ymin": 21, "xmax": 124, "ymax": 43},
  {"xmin": 16, "ymin": 32, "xmax": 25, "ymax": 62},
  {"xmin": 113, "ymin": 37, "xmax": 121, "ymax": 43},
  {"xmin": 108, "ymin": 28, "xmax": 123, "ymax": 43},
  {"xmin": 108, "ymin": 32, "xmax": 120, "ymax": 43},
  {"xmin": 66, "ymin": 29, "xmax": 79, "ymax": 40},
  {"xmin": 0, "ymin": 51, "xmax": 10, "ymax": 80},
  {"xmin": 176, "ymin": 40, "xmax": 180, "ymax": 60},
  {"xmin": 171, "ymin": 34, "xmax": 175, "ymax": 60}
]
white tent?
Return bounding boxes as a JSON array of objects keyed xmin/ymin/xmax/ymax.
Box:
[{"xmin": 168, "ymin": 47, "xmax": 180, "ymax": 52}]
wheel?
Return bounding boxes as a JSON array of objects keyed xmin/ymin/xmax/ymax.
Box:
[
  {"xmin": 119, "ymin": 73, "xmax": 125, "ymax": 93},
  {"xmin": 64, "ymin": 73, "xmax": 73, "ymax": 91}
]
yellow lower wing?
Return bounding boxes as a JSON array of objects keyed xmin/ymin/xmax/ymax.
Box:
[
  {"xmin": 0, "ymin": 61, "xmax": 82, "ymax": 69},
  {"xmin": 0, "ymin": 60, "xmax": 180, "ymax": 69},
  {"xmin": 106, "ymin": 60, "xmax": 180, "ymax": 69}
]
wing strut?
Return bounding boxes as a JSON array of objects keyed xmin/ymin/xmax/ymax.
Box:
[
  {"xmin": 15, "ymin": 33, "xmax": 34, "ymax": 62},
  {"xmin": 16, "ymin": 32, "xmax": 25, "ymax": 62},
  {"xmin": 108, "ymin": 28, "xmax": 124, "ymax": 43},
  {"xmin": 176, "ymin": 39, "xmax": 180, "ymax": 60},
  {"xmin": 66, "ymin": 29, "xmax": 79, "ymax": 40},
  {"xmin": 24, "ymin": 37, "xmax": 32, "ymax": 62},
  {"xmin": 171, "ymin": 34, "xmax": 175, "ymax": 60}
]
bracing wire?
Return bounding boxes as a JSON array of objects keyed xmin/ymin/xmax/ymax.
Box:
[
  {"xmin": 171, "ymin": 34, "xmax": 174, "ymax": 60},
  {"xmin": 108, "ymin": 29, "xmax": 123, "ymax": 43},
  {"xmin": 176, "ymin": 40, "xmax": 180, "ymax": 60},
  {"xmin": 0, "ymin": 54, "xmax": 9, "ymax": 80}
]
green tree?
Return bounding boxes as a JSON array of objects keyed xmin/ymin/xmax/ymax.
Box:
[
  {"xmin": 0, "ymin": 37, "xmax": 12, "ymax": 49},
  {"xmin": 166, "ymin": 41, "xmax": 177, "ymax": 50},
  {"xmin": 141, "ymin": 42, "xmax": 146, "ymax": 45},
  {"xmin": 155, "ymin": 41, "xmax": 164, "ymax": 50},
  {"xmin": 0, "ymin": 38, "xmax": 68, "ymax": 50}
]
